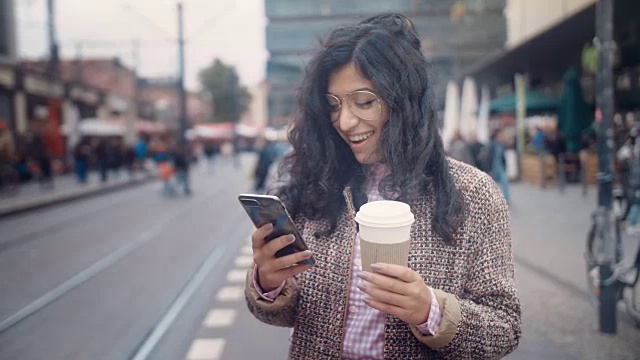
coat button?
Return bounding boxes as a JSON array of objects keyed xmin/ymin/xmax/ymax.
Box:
[
  {"xmin": 349, "ymin": 306, "xmax": 358, "ymax": 313},
  {"xmin": 354, "ymin": 258, "xmax": 362, "ymax": 267}
]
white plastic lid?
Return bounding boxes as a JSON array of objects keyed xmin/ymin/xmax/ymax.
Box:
[{"xmin": 355, "ymin": 200, "xmax": 415, "ymax": 228}]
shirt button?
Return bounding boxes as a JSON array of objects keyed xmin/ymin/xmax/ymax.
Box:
[
  {"xmin": 354, "ymin": 258, "xmax": 362, "ymax": 267},
  {"xmin": 349, "ymin": 306, "xmax": 358, "ymax": 313}
]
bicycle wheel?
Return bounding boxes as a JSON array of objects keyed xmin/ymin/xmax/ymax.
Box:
[{"xmin": 626, "ymin": 248, "xmax": 640, "ymax": 327}]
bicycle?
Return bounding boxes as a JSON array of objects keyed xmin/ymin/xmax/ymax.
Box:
[{"xmin": 584, "ymin": 131, "xmax": 640, "ymax": 327}]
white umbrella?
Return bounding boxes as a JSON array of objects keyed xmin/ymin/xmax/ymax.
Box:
[
  {"xmin": 477, "ymin": 85, "xmax": 491, "ymax": 144},
  {"xmin": 459, "ymin": 77, "xmax": 479, "ymax": 142},
  {"xmin": 442, "ymin": 81, "xmax": 460, "ymax": 150}
]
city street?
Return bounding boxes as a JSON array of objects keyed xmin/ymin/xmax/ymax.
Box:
[{"xmin": 1, "ymin": 155, "xmax": 639, "ymax": 360}]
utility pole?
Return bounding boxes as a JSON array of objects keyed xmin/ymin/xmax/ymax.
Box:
[
  {"xmin": 46, "ymin": 0, "xmax": 59, "ymax": 78},
  {"xmin": 595, "ymin": 0, "xmax": 616, "ymax": 334},
  {"xmin": 177, "ymin": 1, "xmax": 190, "ymax": 192}
]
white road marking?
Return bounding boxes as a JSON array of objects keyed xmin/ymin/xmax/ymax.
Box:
[
  {"xmin": 234, "ymin": 255, "xmax": 253, "ymax": 268},
  {"xmin": 216, "ymin": 285, "xmax": 245, "ymax": 302},
  {"xmin": 226, "ymin": 269, "xmax": 247, "ymax": 283},
  {"xmin": 186, "ymin": 338, "xmax": 226, "ymax": 360},
  {"xmin": 203, "ymin": 309, "xmax": 237, "ymax": 328},
  {"xmin": 240, "ymin": 245, "xmax": 252, "ymax": 255},
  {"xmin": 130, "ymin": 242, "xmax": 228, "ymax": 360}
]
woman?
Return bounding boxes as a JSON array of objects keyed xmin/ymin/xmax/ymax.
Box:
[{"xmin": 245, "ymin": 13, "xmax": 520, "ymax": 359}]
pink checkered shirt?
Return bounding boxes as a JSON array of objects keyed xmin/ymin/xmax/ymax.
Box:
[{"xmin": 254, "ymin": 163, "xmax": 441, "ymax": 359}]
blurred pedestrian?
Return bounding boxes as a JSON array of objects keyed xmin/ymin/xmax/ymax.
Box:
[
  {"xmin": 107, "ymin": 138, "xmax": 123, "ymax": 179},
  {"xmin": 171, "ymin": 144, "xmax": 191, "ymax": 196},
  {"xmin": 532, "ymin": 126, "xmax": 546, "ymax": 152},
  {"xmin": 123, "ymin": 146, "xmax": 136, "ymax": 178},
  {"xmin": 73, "ymin": 139, "xmax": 92, "ymax": 184},
  {"xmin": 245, "ymin": 13, "xmax": 520, "ymax": 359},
  {"xmin": 467, "ymin": 134, "xmax": 487, "ymax": 170},
  {"xmin": 203, "ymin": 143, "xmax": 219, "ymax": 173},
  {"xmin": 253, "ymin": 136, "xmax": 283, "ymax": 193},
  {"xmin": 30, "ymin": 132, "xmax": 53, "ymax": 189},
  {"xmin": 94, "ymin": 138, "xmax": 109, "ymax": 183},
  {"xmin": 447, "ymin": 130, "xmax": 474, "ymax": 165},
  {"xmin": 134, "ymin": 138, "xmax": 148, "ymax": 173}
]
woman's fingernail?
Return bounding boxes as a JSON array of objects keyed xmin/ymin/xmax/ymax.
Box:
[
  {"xmin": 363, "ymin": 296, "xmax": 371, "ymax": 304},
  {"xmin": 357, "ymin": 283, "xmax": 366, "ymax": 291},
  {"xmin": 302, "ymin": 250, "xmax": 313, "ymax": 257},
  {"xmin": 263, "ymin": 223, "xmax": 273, "ymax": 230},
  {"xmin": 357, "ymin": 271, "xmax": 368, "ymax": 280},
  {"xmin": 287, "ymin": 234, "xmax": 296, "ymax": 243},
  {"xmin": 370, "ymin": 263, "xmax": 383, "ymax": 271}
]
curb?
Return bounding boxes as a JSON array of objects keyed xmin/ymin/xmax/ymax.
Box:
[{"xmin": 0, "ymin": 175, "xmax": 158, "ymax": 218}]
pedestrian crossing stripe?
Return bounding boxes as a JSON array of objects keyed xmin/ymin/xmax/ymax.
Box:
[
  {"xmin": 234, "ymin": 255, "xmax": 253, "ymax": 268},
  {"xmin": 226, "ymin": 269, "xmax": 247, "ymax": 283},
  {"xmin": 186, "ymin": 338, "xmax": 225, "ymax": 360},
  {"xmin": 216, "ymin": 285, "xmax": 244, "ymax": 302},
  {"xmin": 240, "ymin": 245, "xmax": 252, "ymax": 256},
  {"xmin": 203, "ymin": 309, "xmax": 237, "ymax": 328}
]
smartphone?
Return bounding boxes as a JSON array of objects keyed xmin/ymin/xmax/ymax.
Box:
[{"xmin": 238, "ymin": 194, "xmax": 315, "ymax": 266}]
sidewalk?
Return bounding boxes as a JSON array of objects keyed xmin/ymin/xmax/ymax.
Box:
[
  {"xmin": 506, "ymin": 182, "xmax": 640, "ymax": 360},
  {"xmin": 0, "ymin": 170, "xmax": 156, "ymax": 217}
]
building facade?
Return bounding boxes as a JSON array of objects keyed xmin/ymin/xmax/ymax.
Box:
[
  {"xmin": 0, "ymin": 0, "xmax": 17, "ymax": 147},
  {"xmin": 0, "ymin": 0, "xmax": 16, "ymax": 62},
  {"xmin": 504, "ymin": 0, "xmax": 595, "ymax": 49},
  {"xmin": 264, "ymin": 0, "xmax": 507, "ymax": 123},
  {"xmin": 137, "ymin": 77, "xmax": 211, "ymax": 131}
]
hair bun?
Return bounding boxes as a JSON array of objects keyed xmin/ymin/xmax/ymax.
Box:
[{"xmin": 359, "ymin": 13, "xmax": 422, "ymax": 51}]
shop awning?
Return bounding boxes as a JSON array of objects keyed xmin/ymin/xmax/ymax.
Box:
[
  {"xmin": 78, "ymin": 118, "xmax": 126, "ymax": 136},
  {"xmin": 187, "ymin": 122, "xmax": 265, "ymax": 140},
  {"xmin": 489, "ymin": 89, "xmax": 559, "ymax": 115}
]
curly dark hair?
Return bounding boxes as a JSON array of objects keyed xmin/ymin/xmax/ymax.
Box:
[{"xmin": 274, "ymin": 13, "xmax": 465, "ymax": 244}]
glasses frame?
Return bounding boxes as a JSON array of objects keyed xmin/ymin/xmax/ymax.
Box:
[{"xmin": 325, "ymin": 90, "xmax": 383, "ymax": 123}]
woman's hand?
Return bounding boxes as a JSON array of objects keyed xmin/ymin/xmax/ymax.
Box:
[
  {"xmin": 357, "ymin": 263, "xmax": 431, "ymax": 325},
  {"xmin": 251, "ymin": 223, "xmax": 313, "ymax": 292}
]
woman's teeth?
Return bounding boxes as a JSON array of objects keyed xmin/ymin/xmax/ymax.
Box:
[{"xmin": 349, "ymin": 131, "xmax": 374, "ymax": 142}]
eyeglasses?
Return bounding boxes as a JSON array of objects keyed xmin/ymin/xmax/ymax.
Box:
[{"xmin": 325, "ymin": 90, "xmax": 383, "ymax": 123}]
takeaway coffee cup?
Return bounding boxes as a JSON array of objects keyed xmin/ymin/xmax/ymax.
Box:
[{"xmin": 355, "ymin": 200, "xmax": 415, "ymax": 272}]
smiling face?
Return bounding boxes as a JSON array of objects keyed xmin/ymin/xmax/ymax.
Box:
[{"xmin": 327, "ymin": 63, "xmax": 389, "ymax": 164}]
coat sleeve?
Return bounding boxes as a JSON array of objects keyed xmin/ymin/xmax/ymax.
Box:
[
  {"xmin": 410, "ymin": 173, "xmax": 522, "ymax": 359},
  {"xmin": 244, "ymin": 263, "xmax": 300, "ymax": 327}
]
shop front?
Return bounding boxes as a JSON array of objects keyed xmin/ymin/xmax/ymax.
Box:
[
  {"xmin": 21, "ymin": 73, "xmax": 66, "ymax": 174},
  {"xmin": 460, "ymin": 0, "xmax": 640, "ymax": 187}
]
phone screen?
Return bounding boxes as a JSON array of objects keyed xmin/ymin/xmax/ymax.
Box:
[{"xmin": 239, "ymin": 194, "xmax": 314, "ymax": 266}]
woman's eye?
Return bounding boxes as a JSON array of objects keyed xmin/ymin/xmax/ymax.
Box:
[{"xmin": 355, "ymin": 100, "xmax": 374, "ymax": 108}]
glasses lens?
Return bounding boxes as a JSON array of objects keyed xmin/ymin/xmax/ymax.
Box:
[
  {"xmin": 347, "ymin": 91, "xmax": 380, "ymax": 121},
  {"xmin": 325, "ymin": 94, "xmax": 341, "ymax": 121}
]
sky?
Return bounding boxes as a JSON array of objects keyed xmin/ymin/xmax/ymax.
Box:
[{"xmin": 15, "ymin": 0, "xmax": 268, "ymax": 91}]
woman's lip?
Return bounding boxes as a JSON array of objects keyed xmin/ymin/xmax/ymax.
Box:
[{"xmin": 348, "ymin": 134, "xmax": 371, "ymax": 149}]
